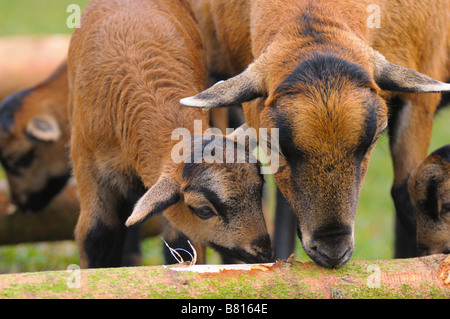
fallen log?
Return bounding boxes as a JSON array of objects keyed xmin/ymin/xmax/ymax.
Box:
[
  {"xmin": 0, "ymin": 180, "xmax": 162, "ymax": 245},
  {"xmin": 0, "ymin": 254, "xmax": 448, "ymax": 299}
]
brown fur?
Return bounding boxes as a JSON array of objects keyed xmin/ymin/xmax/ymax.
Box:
[
  {"xmin": 0, "ymin": 62, "xmax": 165, "ymax": 266},
  {"xmin": 184, "ymin": 0, "xmax": 450, "ymax": 266},
  {"xmin": 408, "ymin": 145, "xmax": 450, "ymax": 256},
  {"xmin": 68, "ymin": 0, "xmax": 271, "ymax": 268},
  {"xmin": 0, "ymin": 57, "xmax": 228, "ymax": 212},
  {"xmin": 0, "ymin": 64, "xmax": 71, "ymax": 211}
]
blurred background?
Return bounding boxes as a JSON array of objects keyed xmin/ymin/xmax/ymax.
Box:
[{"xmin": 0, "ymin": 0, "xmax": 448, "ymax": 274}]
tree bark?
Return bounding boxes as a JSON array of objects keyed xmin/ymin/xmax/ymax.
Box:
[
  {"xmin": 0, "ymin": 254, "xmax": 448, "ymax": 299},
  {"xmin": 0, "ymin": 181, "xmax": 162, "ymax": 245}
]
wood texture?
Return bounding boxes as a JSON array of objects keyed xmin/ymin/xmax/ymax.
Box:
[{"xmin": 0, "ymin": 254, "xmax": 448, "ymax": 299}]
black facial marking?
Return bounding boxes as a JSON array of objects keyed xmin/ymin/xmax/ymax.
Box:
[
  {"xmin": 354, "ymin": 103, "xmax": 377, "ymax": 162},
  {"xmin": 208, "ymin": 242, "xmax": 272, "ymax": 264},
  {"xmin": 251, "ymin": 234, "xmax": 272, "ymax": 252},
  {"xmin": 182, "ymin": 162, "xmax": 198, "ymax": 180},
  {"xmin": 274, "ymin": 54, "xmax": 373, "ymax": 98},
  {"xmin": 1, "ymin": 148, "xmax": 36, "ymax": 177},
  {"xmin": 16, "ymin": 173, "xmax": 71, "ymax": 212},
  {"xmin": 183, "ymin": 185, "xmax": 231, "ymax": 223},
  {"xmin": 0, "ymin": 157, "xmax": 21, "ymax": 176},
  {"xmin": 416, "ymin": 243, "xmax": 430, "ymax": 256},
  {"xmin": 150, "ymin": 192, "xmax": 181, "ymax": 216},
  {"xmin": 421, "ymin": 178, "xmax": 440, "ymax": 221},
  {"xmin": 432, "ymin": 145, "xmax": 450, "ymax": 164},
  {"xmin": 274, "ymin": 110, "xmax": 305, "ymax": 164},
  {"xmin": 14, "ymin": 149, "xmax": 35, "ymax": 169},
  {"xmin": 0, "ymin": 88, "xmax": 34, "ymax": 132}
]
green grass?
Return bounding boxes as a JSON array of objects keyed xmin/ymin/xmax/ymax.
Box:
[
  {"xmin": 0, "ymin": 0, "xmax": 448, "ymax": 273},
  {"xmin": 0, "ymin": 0, "xmax": 90, "ymax": 36}
]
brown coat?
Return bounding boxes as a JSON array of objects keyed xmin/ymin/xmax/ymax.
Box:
[
  {"xmin": 68, "ymin": 0, "xmax": 271, "ymax": 268},
  {"xmin": 182, "ymin": 0, "xmax": 450, "ymax": 266}
]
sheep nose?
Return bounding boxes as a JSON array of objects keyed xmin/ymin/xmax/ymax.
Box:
[
  {"xmin": 310, "ymin": 243, "xmax": 352, "ymax": 268},
  {"xmin": 251, "ymin": 235, "xmax": 275, "ymax": 263},
  {"xmin": 306, "ymin": 227, "xmax": 354, "ymax": 268}
]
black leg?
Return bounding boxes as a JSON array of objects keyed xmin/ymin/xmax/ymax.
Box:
[
  {"xmin": 122, "ymin": 225, "xmax": 142, "ymax": 266},
  {"xmin": 83, "ymin": 220, "xmax": 126, "ymax": 268},
  {"xmin": 391, "ymin": 180, "xmax": 417, "ymax": 258},
  {"xmin": 273, "ymin": 187, "xmax": 297, "ymax": 260}
]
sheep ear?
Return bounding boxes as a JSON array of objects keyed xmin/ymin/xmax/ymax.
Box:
[
  {"xmin": 125, "ymin": 177, "xmax": 180, "ymax": 227},
  {"xmin": 26, "ymin": 115, "xmax": 61, "ymax": 142},
  {"xmin": 180, "ymin": 63, "xmax": 264, "ymax": 108},
  {"xmin": 373, "ymin": 51, "xmax": 450, "ymax": 93}
]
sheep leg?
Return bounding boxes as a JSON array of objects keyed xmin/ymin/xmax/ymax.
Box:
[
  {"xmin": 388, "ymin": 94, "xmax": 440, "ymax": 258},
  {"xmin": 121, "ymin": 225, "xmax": 142, "ymax": 266},
  {"xmin": 73, "ymin": 163, "xmax": 127, "ymax": 268},
  {"xmin": 273, "ymin": 187, "xmax": 297, "ymax": 259}
]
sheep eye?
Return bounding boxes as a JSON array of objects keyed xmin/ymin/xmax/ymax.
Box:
[{"xmin": 190, "ymin": 206, "xmax": 216, "ymax": 220}]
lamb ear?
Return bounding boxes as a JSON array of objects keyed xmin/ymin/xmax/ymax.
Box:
[
  {"xmin": 180, "ymin": 63, "xmax": 265, "ymax": 108},
  {"xmin": 125, "ymin": 177, "xmax": 180, "ymax": 227},
  {"xmin": 373, "ymin": 51, "xmax": 450, "ymax": 93},
  {"xmin": 26, "ymin": 115, "xmax": 61, "ymax": 142}
]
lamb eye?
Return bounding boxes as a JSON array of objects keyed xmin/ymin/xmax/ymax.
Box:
[{"xmin": 191, "ymin": 206, "xmax": 216, "ymax": 220}]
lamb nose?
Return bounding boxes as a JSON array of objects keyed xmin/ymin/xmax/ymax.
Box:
[{"xmin": 252, "ymin": 235, "xmax": 274, "ymax": 262}]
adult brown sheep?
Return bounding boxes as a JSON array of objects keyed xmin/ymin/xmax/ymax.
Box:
[{"xmin": 182, "ymin": 0, "xmax": 450, "ymax": 267}]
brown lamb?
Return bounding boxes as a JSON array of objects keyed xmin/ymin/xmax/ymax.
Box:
[
  {"xmin": 68, "ymin": 0, "xmax": 272, "ymax": 268},
  {"xmin": 0, "ymin": 64, "xmax": 71, "ymax": 212}
]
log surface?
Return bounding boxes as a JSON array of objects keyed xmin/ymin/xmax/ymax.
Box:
[{"xmin": 0, "ymin": 254, "xmax": 448, "ymax": 299}]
